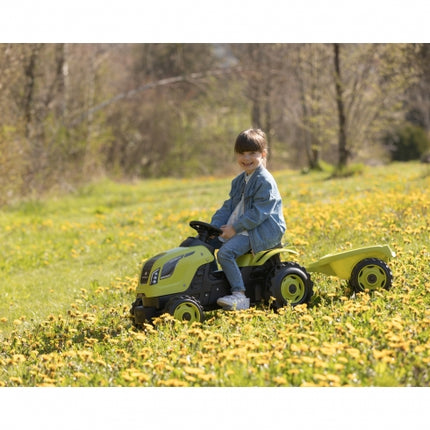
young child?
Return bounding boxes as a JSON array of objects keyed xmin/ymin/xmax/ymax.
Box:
[{"xmin": 210, "ymin": 128, "xmax": 286, "ymax": 310}]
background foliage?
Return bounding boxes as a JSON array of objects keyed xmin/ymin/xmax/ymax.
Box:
[{"xmin": 1, "ymin": 43, "xmax": 430, "ymax": 205}]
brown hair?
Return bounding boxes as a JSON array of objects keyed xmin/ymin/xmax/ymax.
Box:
[{"xmin": 234, "ymin": 129, "xmax": 268, "ymax": 154}]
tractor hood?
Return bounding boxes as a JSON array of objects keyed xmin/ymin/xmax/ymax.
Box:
[{"xmin": 137, "ymin": 245, "xmax": 214, "ymax": 298}]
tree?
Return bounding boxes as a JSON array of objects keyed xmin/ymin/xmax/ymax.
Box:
[
  {"xmin": 404, "ymin": 43, "xmax": 430, "ymax": 132},
  {"xmin": 329, "ymin": 44, "xmax": 414, "ymax": 171},
  {"xmin": 288, "ymin": 44, "xmax": 335, "ymax": 170},
  {"xmin": 333, "ymin": 43, "xmax": 349, "ymax": 169},
  {"xmin": 229, "ymin": 44, "xmax": 290, "ymax": 144}
]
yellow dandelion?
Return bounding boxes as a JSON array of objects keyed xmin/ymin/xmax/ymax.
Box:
[
  {"xmin": 184, "ymin": 375, "xmax": 197, "ymax": 383},
  {"xmin": 129, "ymin": 371, "xmax": 151, "ymax": 383},
  {"xmin": 313, "ymin": 373, "xmax": 327, "ymax": 382},
  {"xmin": 373, "ymin": 349, "xmax": 394, "ymax": 360},
  {"xmin": 414, "ymin": 345, "xmax": 426, "ymax": 353},
  {"xmin": 347, "ymin": 373, "xmax": 358, "ymax": 381},
  {"xmin": 346, "ymin": 348, "xmax": 361, "ymax": 359},
  {"xmin": 320, "ymin": 346, "xmax": 337, "ymax": 356},
  {"xmin": 314, "ymin": 359, "xmax": 328, "ymax": 369},
  {"xmin": 301, "ymin": 356, "xmax": 315, "ymax": 365},
  {"xmin": 199, "ymin": 373, "xmax": 217, "ymax": 382},
  {"xmin": 273, "ymin": 376, "xmax": 288, "ymax": 385},
  {"xmin": 326, "ymin": 374, "xmax": 341, "ymax": 385},
  {"xmin": 158, "ymin": 379, "xmax": 188, "ymax": 387},
  {"xmin": 345, "ymin": 322, "xmax": 356, "ymax": 332},
  {"xmin": 300, "ymin": 382, "xmax": 320, "ymax": 387},
  {"xmin": 355, "ymin": 337, "xmax": 371, "ymax": 346},
  {"xmin": 183, "ymin": 366, "xmax": 206, "ymax": 377},
  {"xmin": 11, "ymin": 354, "xmax": 26, "ymax": 364}
]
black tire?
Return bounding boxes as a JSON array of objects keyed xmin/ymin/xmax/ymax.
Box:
[
  {"xmin": 349, "ymin": 258, "xmax": 393, "ymax": 293},
  {"xmin": 165, "ymin": 296, "xmax": 205, "ymax": 323},
  {"xmin": 269, "ymin": 262, "xmax": 314, "ymax": 308}
]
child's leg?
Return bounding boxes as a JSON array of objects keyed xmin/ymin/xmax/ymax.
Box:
[{"xmin": 217, "ymin": 234, "xmax": 251, "ymax": 292}]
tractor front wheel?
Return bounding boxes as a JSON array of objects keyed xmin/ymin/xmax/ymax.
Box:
[
  {"xmin": 165, "ymin": 296, "xmax": 205, "ymax": 323},
  {"xmin": 269, "ymin": 262, "xmax": 314, "ymax": 308},
  {"xmin": 349, "ymin": 258, "xmax": 393, "ymax": 293}
]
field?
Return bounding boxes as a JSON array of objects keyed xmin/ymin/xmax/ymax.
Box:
[{"xmin": 1, "ymin": 162, "xmax": 430, "ymax": 393}]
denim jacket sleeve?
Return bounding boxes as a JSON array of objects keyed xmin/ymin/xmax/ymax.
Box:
[{"xmin": 210, "ymin": 173, "xmax": 244, "ymax": 228}]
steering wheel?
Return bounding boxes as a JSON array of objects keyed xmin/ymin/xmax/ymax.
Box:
[{"xmin": 189, "ymin": 220, "xmax": 222, "ymax": 243}]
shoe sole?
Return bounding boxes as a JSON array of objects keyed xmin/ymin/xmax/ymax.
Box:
[{"xmin": 217, "ymin": 300, "xmax": 250, "ymax": 311}]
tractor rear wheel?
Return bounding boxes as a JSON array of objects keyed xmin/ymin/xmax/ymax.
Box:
[
  {"xmin": 349, "ymin": 258, "xmax": 392, "ymax": 293},
  {"xmin": 269, "ymin": 262, "xmax": 314, "ymax": 308},
  {"xmin": 165, "ymin": 296, "xmax": 205, "ymax": 323}
]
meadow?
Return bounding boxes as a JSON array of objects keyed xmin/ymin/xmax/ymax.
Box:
[{"xmin": 1, "ymin": 162, "xmax": 430, "ymax": 389}]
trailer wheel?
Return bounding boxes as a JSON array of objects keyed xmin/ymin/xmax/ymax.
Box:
[
  {"xmin": 269, "ymin": 262, "xmax": 313, "ymax": 308},
  {"xmin": 349, "ymin": 258, "xmax": 393, "ymax": 293},
  {"xmin": 165, "ymin": 296, "xmax": 205, "ymax": 323}
]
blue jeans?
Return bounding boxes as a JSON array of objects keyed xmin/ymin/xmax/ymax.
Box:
[{"xmin": 216, "ymin": 234, "xmax": 251, "ymax": 293}]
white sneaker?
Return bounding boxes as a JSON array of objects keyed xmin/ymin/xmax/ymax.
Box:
[{"xmin": 217, "ymin": 292, "xmax": 250, "ymax": 310}]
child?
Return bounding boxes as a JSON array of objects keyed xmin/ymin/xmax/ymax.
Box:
[{"xmin": 210, "ymin": 128, "xmax": 286, "ymax": 310}]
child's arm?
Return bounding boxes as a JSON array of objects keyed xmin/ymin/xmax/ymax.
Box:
[
  {"xmin": 210, "ymin": 197, "xmax": 233, "ymax": 228},
  {"xmin": 210, "ymin": 175, "xmax": 242, "ymax": 228}
]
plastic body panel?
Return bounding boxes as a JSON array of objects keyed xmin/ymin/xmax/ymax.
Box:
[{"xmin": 306, "ymin": 244, "xmax": 395, "ymax": 279}]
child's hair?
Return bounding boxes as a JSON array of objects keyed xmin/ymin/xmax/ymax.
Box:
[{"xmin": 234, "ymin": 129, "xmax": 268, "ymax": 154}]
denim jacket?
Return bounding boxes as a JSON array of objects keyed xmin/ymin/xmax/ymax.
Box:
[{"xmin": 211, "ymin": 165, "xmax": 286, "ymax": 253}]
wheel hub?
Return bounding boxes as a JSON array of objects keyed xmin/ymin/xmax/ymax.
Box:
[
  {"xmin": 172, "ymin": 301, "xmax": 202, "ymax": 322},
  {"xmin": 358, "ymin": 265, "xmax": 387, "ymax": 290},
  {"xmin": 281, "ymin": 274, "xmax": 306, "ymax": 303},
  {"xmin": 367, "ymin": 273, "xmax": 377, "ymax": 284}
]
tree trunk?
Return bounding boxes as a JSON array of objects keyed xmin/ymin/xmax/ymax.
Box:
[
  {"xmin": 333, "ymin": 43, "xmax": 349, "ymax": 168},
  {"xmin": 23, "ymin": 45, "xmax": 40, "ymax": 139}
]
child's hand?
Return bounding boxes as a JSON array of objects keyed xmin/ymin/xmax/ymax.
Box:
[{"xmin": 220, "ymin": 225, "xmax": 236, "ymax": 240}]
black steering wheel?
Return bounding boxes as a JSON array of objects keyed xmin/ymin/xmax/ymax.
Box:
[{"xmin": 189, "ymin": 220, "xmax": 222, "ymax": 243}]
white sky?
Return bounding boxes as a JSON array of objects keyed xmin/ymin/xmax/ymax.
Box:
[{"xmin": 1, "ymin": 0, "xmax": 429, "ymax": 42}]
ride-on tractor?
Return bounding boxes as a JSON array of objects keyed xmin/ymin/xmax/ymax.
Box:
[{"xmin": 130, "ymin": 221, "xmax": 395, "ymax": 325}]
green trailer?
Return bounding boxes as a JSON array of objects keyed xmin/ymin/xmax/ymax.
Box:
[{"xmin": 306, "ymin": 244, "xmax": 395, "ymax": 292}]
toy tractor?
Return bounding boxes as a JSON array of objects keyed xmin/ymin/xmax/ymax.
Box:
[
  {"xmin": 129, "ymin": 221, "xmax": 395, "ymax": 325},
  {"xmin": 130, "ymin": 220, "xmax": 313, "ymax": 324}
]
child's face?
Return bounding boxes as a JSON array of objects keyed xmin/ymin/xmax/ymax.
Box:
[{"xmin": 236, "ymin": 150, "xmax": 265, "ymax": 174}]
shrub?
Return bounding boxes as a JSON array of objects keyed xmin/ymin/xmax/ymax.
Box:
[
  {"xmin": 330, "ymin": 163, "xmax": 366, "ymax": 179},
  {"xmin": 386, "ymin": 124, "xmax": 430, "ymax": 161}
]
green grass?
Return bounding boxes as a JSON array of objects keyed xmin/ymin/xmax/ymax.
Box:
[
  {"xmin": 0, "ymin": 176, "xmax": 224, "ymax": 333},
  {"xmin": 1, "ymin": 162, "xmax": 430, "ymax": 388}
]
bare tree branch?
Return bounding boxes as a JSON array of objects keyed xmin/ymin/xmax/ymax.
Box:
[{"xmin": 70, "ymin": 66, "xmax": 242, "ymax": 126}]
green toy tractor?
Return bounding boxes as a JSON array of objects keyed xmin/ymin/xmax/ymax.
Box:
[
  {"xmin": 129, "ymin": 220, "xmax": 395, "ymax": 325},
  {"xmin": 130, "ymin": 220, "xmax": 313, "ymax": 324}
]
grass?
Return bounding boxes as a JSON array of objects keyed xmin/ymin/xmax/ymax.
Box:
[{"xmin": 1, "ymin": 162, "xmax": 430, "ymax": 389}]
